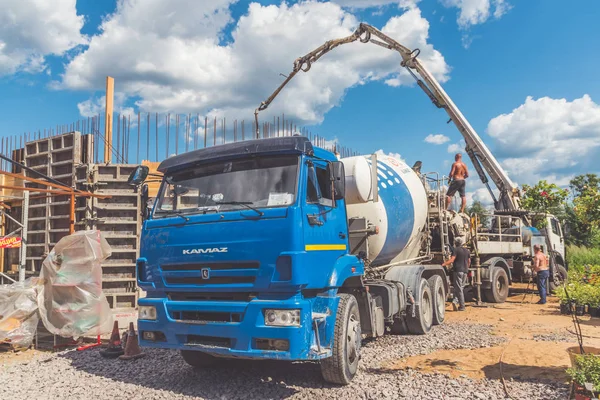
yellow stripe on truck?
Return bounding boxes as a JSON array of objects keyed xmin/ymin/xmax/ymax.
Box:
[{"xmin": 305, "ymin": 244, "xmax": 347, "ymax": 251}]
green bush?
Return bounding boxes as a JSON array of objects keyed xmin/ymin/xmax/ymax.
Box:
[
  {"xmin": 567, "ymin": 354, "xmax": 600, "ymax": 392},
  {"xmin": 561, "ymin": 271, "xmax": 600, "ymax": 306},
  {"xmin": 567, "ymin": 245, "xmax": 600, "ymax": 269}
]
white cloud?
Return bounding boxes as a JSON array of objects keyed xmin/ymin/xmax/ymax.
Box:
[
  {"xmin": 441, "ymin": 0, "xmax": 511, "ymax": 29},
  {"xmin": 331, "ymin": 0, "xmax": 420, "ymax": 8},
  {"xmin": 0, "ymin": 0, "xmax": 86, "ymax": 76},
  {"xmin": 77, "ymin": 93, "xmax": 134, "ymax": 118},
  {"xmin": 59, "ymin": 1, "xmax": 449, "ymax": 126},
  {"xmin": 424, "ymin": 133, "xmax": 450, "ymax": 144},
  {"xmin": 375, "ymin": 149, "xmax": 405, "ymax": 163},
  {"xmin": 447, "ymin": 140, "xmax": 465, "ymax": 153},
  {"xmin": 487, "ymin": 94, "xmax": 600, "ymax": 185}
]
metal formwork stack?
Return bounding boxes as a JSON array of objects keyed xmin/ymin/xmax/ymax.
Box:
[
  {"xmin": 22, "ymin": 132, "xmax": 83, "ymax": 273},
  {"xmin": 78, "ymin": 163, "xmax": 141, "ymax": 311}
]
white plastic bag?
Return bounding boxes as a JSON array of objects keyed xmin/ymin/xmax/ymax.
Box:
[
  {"xmin": 37, "ymin": 230, "xmax": 114, "ymax": 339},
  {"xmin": 0, "ymin": 279, "xmax": 39, "ymax": 348}
]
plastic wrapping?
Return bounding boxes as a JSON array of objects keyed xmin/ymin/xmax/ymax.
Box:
[
  {"xmin": 0, "ymin": 279, "xmax": 39, "ymax": 348},
  {"xmin": 37, "ymin": 230, "xmax": 114, "ymax": 339}
]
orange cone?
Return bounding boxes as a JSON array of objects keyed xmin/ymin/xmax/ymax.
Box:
[
  {"xmin": 119, "ymin": 322, "xmax": 145, "ymax": 360},
  {"xmin": 100, "ymin": 321, "xmax": 124, "ymax": 358}
]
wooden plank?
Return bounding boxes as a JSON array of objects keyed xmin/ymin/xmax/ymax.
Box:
[{"xmin": 104, "ymin": 76, "xmax": 115, "ymax": 163}]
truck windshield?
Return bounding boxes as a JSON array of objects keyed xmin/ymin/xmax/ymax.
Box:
[{"xmin": 154, "ymin": 155, "xmax": 298, "ymax": 217}]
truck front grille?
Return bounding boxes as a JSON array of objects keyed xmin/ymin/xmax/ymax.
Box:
[
  {"xmin": 161, "ymin": 262, "xmax": 259, "ymax": 271},
  {"xmin": 167, "ymin": 292, "xmax": 256, "ymax": 302},
  {"xmin": 164, "ymin": 276, "xmax": 255, "ymax": 285},
  {"xmin": 170, "ymin": 311, "xmax": 242, "ymax": 323}
]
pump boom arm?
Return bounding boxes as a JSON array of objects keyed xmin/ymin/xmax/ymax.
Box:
[{"xmin": 255, "ymin": 23, "xmax": 521, "ymax": 211}]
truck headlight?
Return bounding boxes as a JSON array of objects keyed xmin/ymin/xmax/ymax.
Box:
[
  {"xmin": 264, "ymin": 309, "xmax": 301, "ymax": 326},
  {"xmin": 138, "ymin": 306, "xmax": 157, "ymax": 320}
]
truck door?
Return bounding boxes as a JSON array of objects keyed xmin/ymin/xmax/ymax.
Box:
[
  {"xmin": 302, "ymin": 160, "xmax": 349, "ymax": 283},
  {"xmin": 547, "ymin": 216, "xmax": 565, "ymax": 258}
]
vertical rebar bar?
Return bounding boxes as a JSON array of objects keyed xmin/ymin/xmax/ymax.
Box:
[
  {"xmin": 137, "ymin": 113, "xmax": 141, "ymax": 164},
  {"xmin": 147, "ymin": 113, "xmax": 150, "ymax": 161},
  {"xmin": 166, "ymin": 113, "xmax": 170, "ymax": 159},
  {"xmin": 175, "ymin": 114, "xmax": 179, "ymax": 155},
  {"xmin": 204, "ymin": 117, "xmax": 208, "ymax": 148},
  {"xmin": 213, "ymin": 117, "xmax": 217, "ymax": 146}
]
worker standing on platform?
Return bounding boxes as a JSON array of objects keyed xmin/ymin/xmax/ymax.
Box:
[
  {"xmin": 442, "ymin": 237, "xmax": 471, "ymax": 311},
  {"xmin": 533, "ymin": 244, "xmax": 549, "ymax": 304},
  {"xmin": 446, "ymin": 153, "xmax": 469, "ymax": 213}
]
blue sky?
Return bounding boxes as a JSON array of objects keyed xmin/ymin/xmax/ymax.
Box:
[{"xmin": 1, "ymin": 0, "xmax": 599, "ymax": 205}]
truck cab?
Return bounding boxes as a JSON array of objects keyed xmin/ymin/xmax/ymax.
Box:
[{"xmin": 132, "ymin": 137, "xmax": 368, "ymax": 380}]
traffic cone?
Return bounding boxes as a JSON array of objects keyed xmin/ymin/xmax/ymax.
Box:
[
  {"xmin": 119, "ymin": 322, "xmax": 145, "ymax": 360},
  {"xmin": 99, "ymin": 321, "xmax": 124, "ymax": 359}
]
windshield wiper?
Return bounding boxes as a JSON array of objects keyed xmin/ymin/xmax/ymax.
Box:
[
  {"xmin": 155, "ymin": 209, "xmax": 190, "ymax": 221},
  {"xmin": 215, "ymin": 201, "xmax": 264, "ymax": 216}
]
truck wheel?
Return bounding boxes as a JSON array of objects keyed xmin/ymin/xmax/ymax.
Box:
[
  {"xmin": 180, "ymin": 350, "xmax": 218, "ymax": 368},
  {"xmin": 321, "ymin": 294, "xmax": 361, "ymax": 385},
  {"xmin": 549, "ymin": 263, "xmax": 567, "ymax": 294},
  {"xmin": 406, "ymin": 278, "xmax": 433, "ymax": 335},
  {"xmin": 428, "ymin": 275, "xmax": 446, "ymax": 325},
  {"xmin": 389, "ymin": 317, "xmax": 409, "ymax": 335},
  {"xmin": 483, "ymin": 267, "xmax": 509, "ymax": 303}
]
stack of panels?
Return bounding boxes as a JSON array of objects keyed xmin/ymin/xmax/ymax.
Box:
[
  {"xmin": 22, "ymin": 132, "xmax": 82, "ymax": 272},
  {"xmin": 77, "ymin": 164, "xmax": 141, "ymax": 310}
]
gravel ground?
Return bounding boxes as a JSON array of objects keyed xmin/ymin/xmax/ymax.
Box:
[
  {"xmin": 1, "ymin": 322, "xmax": 568, "ymax": 400},
  {"xmin": 532, "ymin": 331, "xmax": 575, "ymax": 343}
]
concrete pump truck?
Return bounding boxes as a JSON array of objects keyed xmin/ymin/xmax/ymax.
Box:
[{"xmin": 129, "ymin": 23, "xmax": 567, "ymax": 384}]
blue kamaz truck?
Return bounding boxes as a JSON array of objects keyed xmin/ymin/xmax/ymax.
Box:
[{"xmin": 130, "ymin": 136, "xmax": 449, "ymax": 384}]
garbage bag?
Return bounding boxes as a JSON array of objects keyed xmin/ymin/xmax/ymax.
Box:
[
  {"xmin": 0, "ymin": 279, "xmax": 39, "ymax": 348},
  {"xmin": 37, "ymin": 230, "xmax": 114, "ymax": 339}
]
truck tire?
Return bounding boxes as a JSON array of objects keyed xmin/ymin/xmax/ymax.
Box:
[
  {"xmin": 321, "ymin": 294, "xmax": 361, "ymax": 385},
  {"xmin": 389, "ymin": 317, "xmax": 409, "ymax": 335},
  {"xmin": 549, "ymin": 263, "xmax": 568, "ymax": 294},
  {"xmin": 428, "ymin": 275, "xmax": 446, "ymax": 325},
  {"xmin": 406, "ymin": 278, "xmax": 433, "ymax": 335},
  {"xmin": 180, "ymin": 350, "xmax": 218, "ymax": 368},
  {"xmin": 483, "ymin": 267, "xmax": 509, "ymax": 303}
]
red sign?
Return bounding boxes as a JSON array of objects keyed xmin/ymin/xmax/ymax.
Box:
[{"xmin": 0, "ymin": 237, "xmax": 21, "ymax": 248}]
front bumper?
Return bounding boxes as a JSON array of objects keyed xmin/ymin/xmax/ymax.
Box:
[{"xmin": 137, "ymin": 295, "xmax": 334, "ymax": 361}]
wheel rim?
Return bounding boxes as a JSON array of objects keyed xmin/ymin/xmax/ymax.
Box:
[
  {"xmin": 346, "ymin": 314, "xmax": 360, "ymax": 365},
  {"xmin": 497, "ymin": 275, "xmax": 508, "ymax": 297},
  {"xmin": 422, "ymin": 289, "xmax": 432, "ymax": 325},
  {"xmin": 436, "ymin": 286, "xmax": 445, "ymax": 317}
]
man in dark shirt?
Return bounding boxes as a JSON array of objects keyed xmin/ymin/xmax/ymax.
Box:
[{"xmin": 442, "ymin": 237, "xmax": 471, "ymax": 311}]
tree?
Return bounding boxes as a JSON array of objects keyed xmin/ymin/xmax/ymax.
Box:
[
  {"xmin": 565, "ymin": 174, "xmax": 600, "ymax": 247},
  {"xmin": 521, "ymin": 180, "xmax": 569, "ymax": 228},
  {"xmin": 570, "ymin": 173, "xmax": 600, "ymax": 197},
  {"xmin": 466, "ymin": 200, "xmax": 490, "ymax": 227}
]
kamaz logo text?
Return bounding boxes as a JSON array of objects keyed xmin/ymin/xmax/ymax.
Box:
[{"xmin": 182, "ymin": 247, "xmax": 228, "ymax": 255}]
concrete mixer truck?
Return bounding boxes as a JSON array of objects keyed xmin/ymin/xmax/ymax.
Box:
[{"xmin": 128, "ymin": 23, "xmax": 566, "ymax": 385}]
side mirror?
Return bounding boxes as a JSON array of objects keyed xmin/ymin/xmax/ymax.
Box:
[
  {"xmin": 329, "ymin": 161, "xmax": 345, "ymax": 200},
  {"xmin": 128, "ymin": 165, "xmax": 149, "ymax": 186}
]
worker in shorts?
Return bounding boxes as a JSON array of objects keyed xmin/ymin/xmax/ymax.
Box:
[
  {"xmin": 533, "ymin": 244, "xmax": 549, "ymax": 304},
  {"xmin": 446, "ymin": 153, "xmax": 469, "ymax": 213},
  {"xmin": 442, "ymin": 237, "xmax": 471, "ymax": 311}
]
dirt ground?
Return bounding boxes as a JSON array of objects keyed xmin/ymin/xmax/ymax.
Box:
[{"xmin": 390, "ymin": 283, "xmax": 600, "ymax": 384}]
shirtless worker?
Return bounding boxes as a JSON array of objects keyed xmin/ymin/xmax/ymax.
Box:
[
  {"xmin": 446, "ymin": 153, "xmax": 469, "ymax": 213},
  {"xmin": 533, "ymin": 244, "xmax": 550, "ymax": 304}
]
